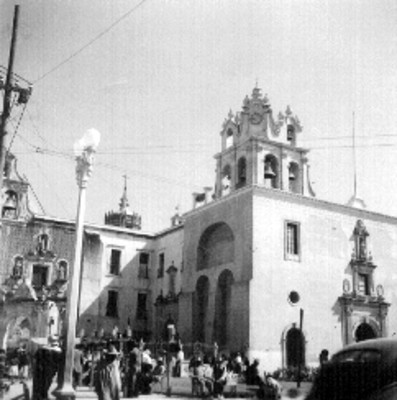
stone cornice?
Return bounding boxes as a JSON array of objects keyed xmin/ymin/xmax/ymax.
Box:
[{"xmin": 185, "ymin": 185, "xmax": 397, "ymax": 226}]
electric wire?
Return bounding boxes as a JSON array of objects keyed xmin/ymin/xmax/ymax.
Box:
[
  {"xmin": 33, "ymin": 0, "xmax": 149, "ymax": 84},
  {"xmin": 7, "ymin": 102, "xmax": 27, "ymax": 152},
  {"xmin": 22, "ymin": 173, "xmax": 46, "ymax": 215}
]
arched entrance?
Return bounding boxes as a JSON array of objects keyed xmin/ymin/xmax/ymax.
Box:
[
  {"xmin": 192, "ymin": 276, "xmax": 210, "ymax": 343},
  {"xmin": 355, "ymin": 322, "xmax": 377, "ymax": 342},
  {"xmin": 286, "ymin": 327, "xmax": 305, "ymax": 368},
  {"xmin": 213, "ymin": 270, "xmax": 234, "ymax": 347}
]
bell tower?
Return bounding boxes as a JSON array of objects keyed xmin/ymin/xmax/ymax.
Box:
[
  {"xmin": 213, "ymin": 87, "xmax": 315, "ymax": 199},
  {"xmin": 1, "ymin": 152, "xmax": 32, "ymax": 221}
]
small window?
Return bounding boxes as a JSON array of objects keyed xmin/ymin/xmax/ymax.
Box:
[
  {"xmin": 109, "ymin": 249, "xmax": 121, "ymax": 275},
  {"xmin": 106, "ymin": 290, "xmax": 119, "ymax": 318},
  {"xmin": 285, "ymin": 222, "xmax": 300, "ymax": 261},
  {"xmin": 136, "ymin": 293, "xmax": 147, "ymax": 320},
  {"xmin": 158, "ymin": 253, "xmax": 165, "ymax": 278},
  {"xmin": 138, "ymin": 252, "xmax": 149, "ymax": 279}
]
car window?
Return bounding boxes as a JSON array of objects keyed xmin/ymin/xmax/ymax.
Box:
[{"xmin": 332, "ymin": 349, "xmax": 381, "ymax": 363}]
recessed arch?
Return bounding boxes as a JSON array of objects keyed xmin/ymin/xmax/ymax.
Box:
[
  {"xmin": 354, "ymin": 321, "xmax": 378, "ymax": 342},
  {"xmin": 226, "ymin": 128, "xmax": 234, "ymax": 148},
  {"xmin": 213, "ymin": 269, "xmax": 234, "ymax": 347},
  {"xmin": 192, "ymin": 276, "xmax": 210, "ymax": 343},
  {"xmin": 285, "ymin": 326, "xmax": 305, "ymax": 368},
  {"xmin": 288, "ymin": 162, "xmax": 300, "ymax": 193},
  {"xmin": 222, "ymin": 164, "xmax": 232, "ymax": 195},
  {"xmin": 236, "ymin": 157, "xmax": 247, "ymax": 189},
  {"xmin": 197, "ymin": 223, "xmax": 235, "ymax": 270}
]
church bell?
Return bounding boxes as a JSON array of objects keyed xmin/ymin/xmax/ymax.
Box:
[
  {"xmin": 289, "ymin": 169, "xmax": 296, "ymax": 181},
  {"xmin": 264, "ymin": 162, "xmax": 276, "ymax": 179}
]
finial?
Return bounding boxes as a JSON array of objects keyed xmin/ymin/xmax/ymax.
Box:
[
  {"xmin": 255, "ymin": 78, "xmax": 259, "ymax": 88},
  {"xmin": 252, "ymin": 87, "xmax": 261, "ymax": 100}
]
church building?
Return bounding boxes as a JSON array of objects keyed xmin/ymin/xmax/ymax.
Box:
[{"xmin": 1, "ymin": 87, "xmax": 397, "ymax": 373}]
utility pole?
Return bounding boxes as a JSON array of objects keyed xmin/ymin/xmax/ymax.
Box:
[{"xmin": 0, "ymin": 5, "xmax": 32, "ymax": 219}]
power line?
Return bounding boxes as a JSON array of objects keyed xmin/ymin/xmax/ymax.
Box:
[
  {"xmin": 301, "ymin": 133, "xmax": 397, "ymax": 142},
  {"xmin": 33, "ymin": 0, "xmax": 149, "ymax": 84}
]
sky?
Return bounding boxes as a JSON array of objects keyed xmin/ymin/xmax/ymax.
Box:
[{"xmin": 0, "ymin": 0, "xmax": 397, "ymax": 232}]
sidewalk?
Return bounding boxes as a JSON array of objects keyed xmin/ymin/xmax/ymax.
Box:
[{"xmin": 4, "ymin": 377, "xmax": 311, "ymax": 400}]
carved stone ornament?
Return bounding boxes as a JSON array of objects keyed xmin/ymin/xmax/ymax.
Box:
[
  {"xmin": 376, "ymin": 284, "xmax": 384, "ymax": 298},
  {"xmin": 343, "ymin": 278, "xmax": 351, "ymax": 294}
]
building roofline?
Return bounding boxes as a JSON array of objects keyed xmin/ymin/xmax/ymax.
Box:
[
  {"xmin": 184, "ymin": 185, "xmax": 397, "ymax": 225},
  {"xmin": 29, "ymin": 213, "xmax": 184, "ymax": 238}
]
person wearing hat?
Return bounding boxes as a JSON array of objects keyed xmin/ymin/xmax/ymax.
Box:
[{"xmin": 94, "ymin": 344, "xmax": 122, "ymax": 400}]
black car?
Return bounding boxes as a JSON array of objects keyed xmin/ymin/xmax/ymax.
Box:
[{"xmin": 306, "ymin": 338, "xmax": 397, "ymax": 400}]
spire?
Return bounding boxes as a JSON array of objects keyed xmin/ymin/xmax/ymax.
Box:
[
  {"xmin": 347, "ymin": 112, "xmax": 366, "ymax": 209},
  {"xmin": 119, "ymin": 174, "xmax": 129, "ymax": 213},
  {"xmin": 104, "ymin": 175, "xmax": 142, "ymax": 230}
]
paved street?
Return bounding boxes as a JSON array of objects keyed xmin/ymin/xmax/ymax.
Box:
[{"xmin": 3, "ymin": 377, "xmax": 311, "ymax": 400}]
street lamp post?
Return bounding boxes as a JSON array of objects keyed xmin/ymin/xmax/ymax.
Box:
[{"xmin": 54, "ymin": 129, "xmax": 100, "ymax": 400}]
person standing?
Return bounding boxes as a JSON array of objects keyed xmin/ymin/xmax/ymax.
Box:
[
  {"xmin": 125, "ymin": 340, "xmax": 143, "ymax": 397},
  {"xmin": 94, "ymin": 345, "xmax": 122, "ymax": 400},
  {"xmin": 73, "ymin": 345, "xmax": 84, "ymax": 388},
  {"xmin": 17, "ymin": 344, "xmax": 29, "ymax": 380},
  {"xmin": 175, "ymin": 342, "xmax": 184, "ymax": 377},
  {"xmin": 212, "ymin": 354, "xmax": 228, "ymax": 399}
]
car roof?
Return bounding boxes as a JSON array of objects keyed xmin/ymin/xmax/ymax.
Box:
[{"xmin": 333, "ymin": 338, "xmax": 397, "ymax": 361}]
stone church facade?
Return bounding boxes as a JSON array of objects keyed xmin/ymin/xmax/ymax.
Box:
[{"xmin": 1, "ymin": 87, "xmax": 397, "ymax": 372}]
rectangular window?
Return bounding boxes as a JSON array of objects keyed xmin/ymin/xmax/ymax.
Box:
[
  {"xmin": 32, "ymin": 265, "xmax": 48, "ymax": 288},
  {"xmin": 106, "ymin": 290, "xmax": 119, "ymax": 317},
  {"xmin": 138, "ymin": 252, "xmax": 149, "ymax": 279},
  {"xmin": 285, "ymin": 221, "xmax": 300, "ymax": 261},
  {"xmin": 136, "ymin": 293, "xmax": 147, "ymax": 320},
  {"xmin": 158, "ymin": 253, "xmax": 165, "ymax": 278},
  {"xmin": 109, "ymin": 249, "xmax": 121, "ymax": 275},
  {"xmin": 358, "ymin": 274, "xmax": 370, "ymax": 295}
]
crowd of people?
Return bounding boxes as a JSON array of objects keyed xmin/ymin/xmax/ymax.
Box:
[
  {"xmin": 1, "ymin": 337, "xmax": 284, "ymax": 400},
  {"xmin": 189, "ymin": 352, "xmax": 282, "ymax": 400}
]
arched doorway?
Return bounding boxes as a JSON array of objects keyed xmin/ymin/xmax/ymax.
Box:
[
  {"xmin": 213, "ymin": 270, "xmax": 234, "ymax": 347},
  {"xmin": 286, "ymin": 327, "xmax": 305, "ymax": 368},
  {"xmin": 355, "ymin": 322, "xmax": 377, "ymax": 342},
  {"xmin": 192, "ymin": 276, "xmax": 210, "ymax": 343}
]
